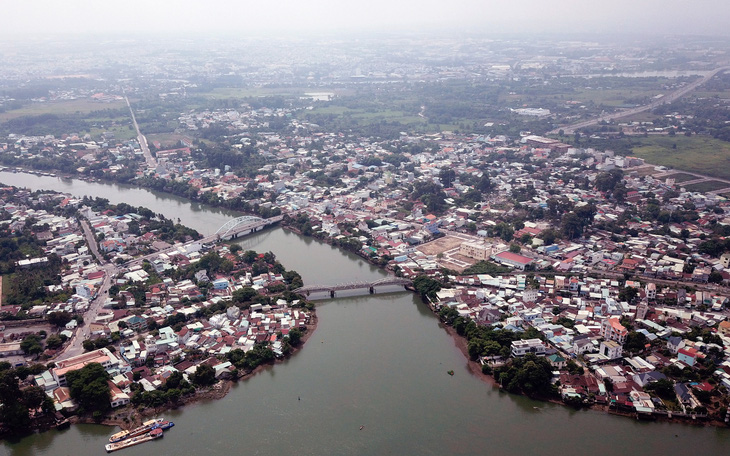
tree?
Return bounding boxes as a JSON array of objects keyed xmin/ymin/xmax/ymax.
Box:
[
  {"xmin": 412, "ymin": 275, "xmax": 442, "ymax": 301},
  {"xmin": 233, "ymin": 287, "xmax": 258, "ymax": 305},
  {"xmin": 47, "ymin": 311, "xmax": 73, "ymax": 327},
  {"xmin": 709, "ymin": 270, "xmax": 724, "ymax": 284},
  {"xmin": 65, "ymin": 362, "xmax": 111, "ymax": 414},
  {"xmin": 624, "ymin": 331, "xmax": 648, "ymax": 353},
  {"xmin": 20, "ymin": 334, "xmax": 43, "ymax": 356},
  {"xmin": 509, "ymin": 244, "xmax": 521, "ymax": 254},
  {"xmin": 165, "ymin": 371, "xmax": 185, "ymax": 390},
  {"xmin": 439, "ymin": 168, "xmax": 456, "ymax": 187},
  {"xmin": 540, "ymin": 229, "xmax": 558, "ymax": 245},
  {"xmin": 45, "ymin": 334, "xmax": 66, "ymax": 350},
  {"xmin": 288, "ymin": 328, "xmax": 303, "ymax": 346},
  {"xmin": 618, "ymin": 286, "xmax": 639, "ymax": 303},
  {"xmin": 191, "ymin": 364, "xmax": 216, "ymax": 387},
  {"xmin": 0, "ymin": 369, "xmax": 30, "ymax": 433},
  {"xmin": 645, "ymin": 378, "xmax": 674, "ymax": 400},
  {"xmin": 23, "ymin": 385, "xmax": 50, "ymax": 411},
  {"xmin": 561, "ymin": 212, "xmax": 584, "ymax": 239},
  {"xmin": 476, "ymin": 175, "xmax": 493, "ymax": 193},
  {"xmin": 594, "ymin": 169, "xmax": 623, "ymax": 193}
]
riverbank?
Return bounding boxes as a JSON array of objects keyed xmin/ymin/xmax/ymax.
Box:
[
  {"xmin": 72, "ymin": 316, "xmax": 318, "ymax": 432},
  {"xmin": 436, "ymin": 307, "xmax": 730, "ymax": 427}
]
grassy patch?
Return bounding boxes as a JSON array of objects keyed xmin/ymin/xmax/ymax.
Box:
[
  {"xmin": 630, "ymin": 135, "xmax": 730, "ymax": 180},
  {"xmin": 88, "ymin": 125, "xmax": 137, "ymax": 142},
  {"xmin": 569, "ymin": 88, "xmax": 666, "ymax": 107},
  {"xmin": 683, "ymin": 180, "xmax": 730, "ymax": 193},
  {"xmin": 0, "ymin": 99, "xmax": 126, "ymax": 122},
  {"xmin": 662, "ymin": 172, "xmax": 698, "ymax": 183},
  {"xmin": 302, "ymin": 105, "xmax": 426, "ymax": 131},
  {"xmin": 1, "ymin": 274, "xmax": 9, "ymax": 304},
  {"xmin": 631, "ymin": 166, "xmax": 661, "ymax": 177},
  {"xmin": 198, "ymin": 87, "xmax": 339, "ymax": 100}
]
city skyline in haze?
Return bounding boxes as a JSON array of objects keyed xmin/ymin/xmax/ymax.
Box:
[{"xmin": 4, "ymin": 0, "xmax": 730, "ymax": 39}]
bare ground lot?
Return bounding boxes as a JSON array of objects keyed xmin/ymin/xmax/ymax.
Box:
[
  {"xmin": 417, "ymin": 235, "xmax": 464, "ymax": 256},
  {"xmin": 417, "ymin": 235, "xmax": 478, "ymax": 272}
]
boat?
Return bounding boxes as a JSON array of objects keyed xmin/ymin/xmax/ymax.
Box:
[
  {"xmin": 159, "ymin": 420, "xmax": 175, "ymax": 430},
  {"xmin": 447, "ymin": 370, "xmax": 454, "ymax": 376},
  {"xmin": 105, "ymin": 428, "xmax": 163, "ymax": 453},
  {"xmin": 108, "ymin": 418, "xmax": 164, "ymax": 443}
]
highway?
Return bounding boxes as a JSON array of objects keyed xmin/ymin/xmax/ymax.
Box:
[
  {"xmin": 549, "ymin": 65, "xmax": 730, "ymax": 135},
  {"xmin": 124, "ymin": 94, "xmax": 157, "ymax": 169}
]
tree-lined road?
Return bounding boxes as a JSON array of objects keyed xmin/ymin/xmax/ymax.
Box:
[{"xmin": 125, "ymin": 95, "xmax": 157, "ymax": 169}]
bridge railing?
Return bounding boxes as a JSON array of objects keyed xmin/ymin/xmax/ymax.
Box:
[{"xmin": 294, "ymin": 277, "xmax": 412, "ymax": 295}]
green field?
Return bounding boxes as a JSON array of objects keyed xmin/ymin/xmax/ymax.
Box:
[
  {"xmin": 568, "ymin": 88, "xmax": 666, "ymax": 107},
  {"xmin": 0, "ymin": 99, "xmax": 126, "ymax": 122},
  {"xmin": 630, "ymin": 135, "xmax": 730, "ymax": 180},
  {"xmin": 1, "ymin": 274, "xmax": 9, "ymax": 305},
  {"xmin": 88, "ymin": 125, "xmax": 137, "ymax": 142},
  {"xmin": 661, "ymin": 172, "xmax": 697, "ymax": 183},
  {"xmin": 199, "ymin": 87, "xmax": 340, "ymax": 100},
  {"xmin": 683, "ymin": 180, "xmax": 730, "ymax": 193}
]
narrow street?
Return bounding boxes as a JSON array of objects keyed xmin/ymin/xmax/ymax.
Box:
[{"xmin": 56, "ymin": 221, "xmax": 119, "ymax": 361}]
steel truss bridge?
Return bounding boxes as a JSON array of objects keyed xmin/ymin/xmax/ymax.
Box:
[{"xmin": 294, "ymin": 277, "xmax": 412, "ymax": 298}]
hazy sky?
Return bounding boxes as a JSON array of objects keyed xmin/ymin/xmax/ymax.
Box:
[{"xmin": 5, "ymin": 0, "xmax": 730, "ymax": 37}]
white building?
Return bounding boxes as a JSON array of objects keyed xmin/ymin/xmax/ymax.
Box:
[
  {"xmin": 459, "ymin": 241, "xmax": 492, "ymax": 261},
  {"xmin": 511, "ymin": 338, "xmax": 547, "ymax": 357},
  {"xmin": 599, "ymin": 340, "xmax": 623, "ymax": 359}
]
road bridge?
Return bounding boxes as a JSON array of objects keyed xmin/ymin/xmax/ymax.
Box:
[
  {"xmin": 209, "ymin": 214, "xmax": 283, "ymax": 241},
  {"xmin": 294, "ymin": 277, "xmax": 412, "ymax": 298},
  {"xmin": 124, "ymin": 215, "xmax": 283, "ymax": 268}
]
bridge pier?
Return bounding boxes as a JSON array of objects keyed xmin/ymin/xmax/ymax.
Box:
[
  {"xmin": 369, "ymin": 286, "xmax": 374, "ymax": 294},
  {"xmin": 330, "ymin": 290, "xmax": 335, "ymax": 298}
]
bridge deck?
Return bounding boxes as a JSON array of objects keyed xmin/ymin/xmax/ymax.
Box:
[{"xmin": 294, "ymin": 277, "xmax": 412, "ymax": 294}]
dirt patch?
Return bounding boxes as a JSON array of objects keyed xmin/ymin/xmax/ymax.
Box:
[
  {"xmin": 439, "ymin": 260, "xmax": 466, "ymax": 272},
  {"xmin": 417, "ymin": 235, "xmax": 464, "ymax": 256}
]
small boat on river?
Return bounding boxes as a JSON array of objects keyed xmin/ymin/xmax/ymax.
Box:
[
  {"xmin": 108, "ymin": 418, "xmax": 164, "ymax": 443},
  {"xmin": 105, "ymin": 428, "xmax": 163, "ymax": 453}
]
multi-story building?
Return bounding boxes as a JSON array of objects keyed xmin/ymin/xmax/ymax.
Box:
[
  {"xmin": 599, "ymin": 340, "xmax": 623, "ymax": 359},
  {"xmin": 52, "ymin": 347, "xmax": 122, "ymax": 387},
  {"xmin": 600, "ymin": 317, "xmax": 628, "ymax": 344},
  {"xmin": 511, "ymin": 338, "xmax": 547, "ymax": 357},
  {"xmin": 459, "ymin": 241, "xmax": 492, "ymax": 261}
]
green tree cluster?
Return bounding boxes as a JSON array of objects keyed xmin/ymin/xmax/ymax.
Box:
[
  {"xmin": 0, "ymin": 365, "xmax": 54, "ymax": 434},
  {"xmin": 493, "ymin": 353, "xmax": 557, "ymax": 397},
  {"xmin": 226, "ymin": 343, "xmax": 276, "ymax": 373},
  {"xmin": 412, "ymin": 275, "xmax": 442, "ymax": 301},
  {"xmin": 65, "ymin": 362, "xmax": 111, "ymax": 415}
]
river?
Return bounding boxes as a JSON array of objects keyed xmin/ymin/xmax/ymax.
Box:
[{"xmin": 2, "ymin": 172, "xmax": 730, "ymax": 455}]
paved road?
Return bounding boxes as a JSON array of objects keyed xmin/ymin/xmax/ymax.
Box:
[
  {"xmin": 125, "ymin": 95, "xmax": 157, "ymax": 169},
  {"xmin": 56, "ymin": 221, "xmax": 119, "ymax": 361},
  {"xmin": 549, "ymin": 65, "xmax": 730, "ymax": 135}
]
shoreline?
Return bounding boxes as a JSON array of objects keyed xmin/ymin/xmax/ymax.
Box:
[
  {"xmin": 4, "ymin": 172, "xmax": 726, "ymax": 435},
  {"xmin": 438, "ymin": 308, "xmax": 727, "ymax": 427},
  {"xmin": 285, "ymin": 222, "xmax": 730, "ymax": 428},
  {"xmin": 75, "ymin": 315, "xmax": 318, "ymax": 431}
]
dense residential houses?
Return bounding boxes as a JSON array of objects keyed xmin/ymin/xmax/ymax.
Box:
[{"xmin": 4, "ymin": 71, "xmax": 730, "ymax": 423}]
